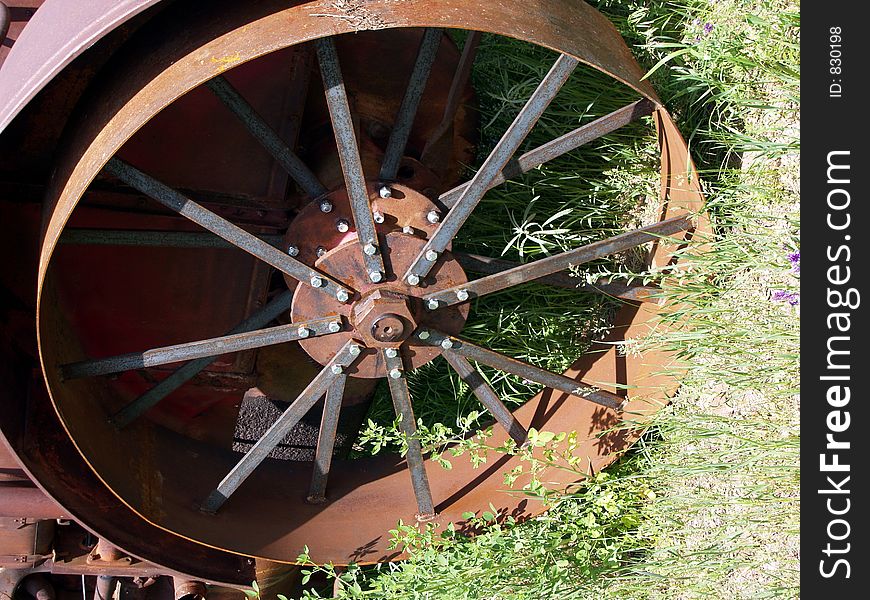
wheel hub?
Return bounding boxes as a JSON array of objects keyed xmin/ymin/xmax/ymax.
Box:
[
  {"xmin": 352, "ymin": 290, "xmax": 416, "ymax": 346},
  {"xmin": 290, "ymin": 231, "xmax": 470, "ymax": 378}
]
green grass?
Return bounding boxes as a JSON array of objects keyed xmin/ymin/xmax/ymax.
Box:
[{"xmin": 295, "ymin": 0, "xmax": 800, "ymax": 597}]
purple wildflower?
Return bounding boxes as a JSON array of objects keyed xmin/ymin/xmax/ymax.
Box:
[
  {"xmin": 772, "ymin": 290, "xmax": 799, "ymax": 306},
  {"xmin": 787, "ymin": 251, "xmax": 800, "ymax": 274},
  {"xmin": 703, "ymin": 22, "xmax": 714, "ymax": 34}
]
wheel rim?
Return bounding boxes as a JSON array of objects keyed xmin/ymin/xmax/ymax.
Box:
[{"xmin": 36, "ymin": 0, "xmax": 707, "ymax": 566}]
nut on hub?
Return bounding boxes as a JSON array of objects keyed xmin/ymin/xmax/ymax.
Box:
[{"xmin": 351, "ymin": 290, "xmax": 417, "ymax": 347}]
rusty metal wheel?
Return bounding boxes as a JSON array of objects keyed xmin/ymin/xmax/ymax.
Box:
[{"xmin": 36, "ymin": 0, "xmax": 706, "ymax": 566}]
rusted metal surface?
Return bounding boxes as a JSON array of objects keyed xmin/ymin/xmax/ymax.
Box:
[
  {"xmin": 440, "ymin": 98, "xmax": 656, "ymax": 208},
  {"xmin": 315, "ymin": 37, "xmax": 386, "ymax": 282},
  {"xmin": 454, "ymin": 251, "xmax": 664, "ymax": 302},
  {"xmin": 201, "ymin": 340, "xmax": 364, "ymax": 514},
  {"xmin": 290, "ymin": 233, "xmax": 469, "ymax": 378},
  {"xmin": 61, "ymin": 316, "xmax": 341, "ymax": 381},
  {"xmin": 0, "ymin": 485, "xmax": 66, "ymax": 519},
  {"xmin": 424, "ymin": 214, "xmax": 694, "ymax": 308},
  {"xmin": 419, "ymin": 330, "xmax": 625, "ymax": 411},
  {"xmin": 382, "ymin": 348, "xmax": 435, "ymax": 520},
  {"xmin": 441, "ymin": 350, "xmax": 527, "ymax": 444},
  {"xmin": 282, "ymin": 183, "xmax": 444, "ymax": 271},
  {"xmin": 378, "ymin": 27, "xmax": 442, "ymax": 182},
  {"xmin": 404, "ymin": 54, "xmax": 580, "ymax": 283},
  {"xmin": 0, "ymin": 0, "xmax": 709, "ymax": 574}
]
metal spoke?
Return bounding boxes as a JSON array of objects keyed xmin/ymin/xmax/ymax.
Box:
[
  {"xmin": 404, "ymin": 54, "xmax": 579, "ymax": 283},
  {"xmin": 455, "ymin": 251, "xmax": 662, "ymax": 302},
  {"xmin": 421, "ymin": 31, "xmax": 482, "ymax": 164},
  {"xmin": 61, "ymin": 316, "xmax": 341, "ymax": 380},
  {"xmin": 420, "ymin": 330, "xmax": 624, "ymax": 411},
  {"xmin": 110, "ymin": 290, "xmax": 294, "ymax": 429},
  {"xmin": 442, "ymin": 350, "xmax": 527, "ymax": 444},
  {"xmin": 307, "ymin": 373, "xmax": 347, "ymax": 503},
  {"xmin": 205, "ymin": 75, "xmax": 327, "ymax": 198},
  {"xmin": 379, "ymin": 28, "xmax": 443, "ymax": 182},
  {"xmin": 201, "ymin": 339, "xmax": 363, "ymax": 514},
  {"xmin": 424, "ymin": 214, "xmax": 693, "ymax": 308},
  {"xmin": 440, "ymin": 98, "xmax": 655, "ymax": 208},
  {"xmin": 315, "ymin": 38, "xmax": 386, "ymax": 282},
  {"xmin": 104, "ymin": 158, "xmax": 354, "ymax": 300},
  {"xmin": 382, "ymin": 348, "xmax": 435, "ymax": 519},
  {"xmin": 60, "ymin": 228, "xmax": 285, "ymax": 249}
]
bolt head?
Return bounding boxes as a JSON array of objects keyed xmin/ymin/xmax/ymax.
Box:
[
  {"xmin": 319, "ymin": 200, "xmax": 333, "ymax": 213},
  {"xmin": 373, "ymin": 211, "xmax": 385, "ymax": 224},
  {"xmin": 287, "ymin": 245, "xmax": 300, "ymax": 257},
  {"xmin": 440, "ymin": 338, "xmax": 454, "ymax": 350},
  {"xmin": 385, "ymin": 348, "xmax": 398, "ymax": 358},
  {"xmin": 369, "ymin": 270, "xmax": 383, "ymax": 283},
  {"xmin": 363, "ymin": 243, "xmax": 377, "ymax": 256},
  {"xmin": 328, "ymin": 321, "xmax": 342, "ymax": 333},
  {"xmin": 316, "ymin": 246, "xmax": 327, "ymax": 258},
  {"xmin": 330, "ymin": 364, "xmax": 343, "ymax": 375},
  {"xmin": 426, "ymin": 210, "xmax": 440, "ymax": 224},
  {"xmin": 336, "ymin": 219, "xmax": 350, "ymax": 233},
  {"xmin": 389, "ymin": 368, "xmax": 402, "ymax": 379},
  {"xmin": 425, "ymin": 249, "xmax": 439, "ymax": 262},
  {"xmin": 297, "ymin": 327, "xmax": 311, "ymax": 338},
  {"xmin": 402, "ymin": 226, "xmax": 415, "ymax": 235},
  {"xmin": 310, "ymin": 276, "xmax": 324, "ymax": 288},
  {"xmin": 336, "ymin": 289, "xmax": 350, "ymax": 303},
  {"xmin": 417, "ymin": 330, "xmax": 431, "ymax": 340},
  {"xmin": 348, "ymin": 344, "xmax": 362, "ymax": 356},
  {"xmin": 406, "ymin": 274, "xmax": 420, "ymax": 286},
  {"xmin": 456, "ymin": 289, "xmax": 469, "ymax": 301},
  {"xmin": 426, "ymin": 298, "xmax": 439, "ymax": 310},
  {"xmin": 379, "ymin": 186, "xmax": 392, "ymax": 199}
]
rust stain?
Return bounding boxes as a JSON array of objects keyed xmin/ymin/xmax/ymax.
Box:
[{"xmin": 210, "ymin": 52, "xmax": 243, "ymax": 69}]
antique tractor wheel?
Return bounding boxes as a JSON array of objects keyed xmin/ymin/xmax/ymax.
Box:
[{"xmin": 28, "ymin": 0, "xmax": 705, "ymax": 569}]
